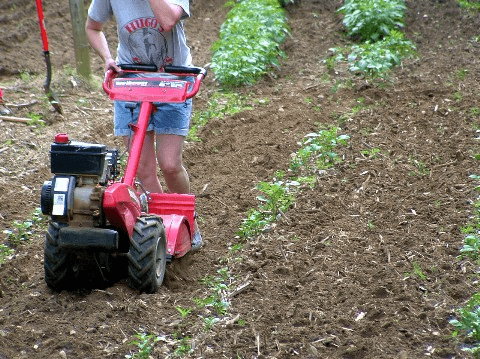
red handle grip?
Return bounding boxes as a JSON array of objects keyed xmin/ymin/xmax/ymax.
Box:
[{"xmin": 35, "ymin": 0, "xmax": 49, "ymax": 52}]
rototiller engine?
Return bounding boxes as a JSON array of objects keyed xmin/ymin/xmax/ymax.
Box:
[{"xmin": 40, "ymin": 64, "xmax": 207, "ymax": 293}]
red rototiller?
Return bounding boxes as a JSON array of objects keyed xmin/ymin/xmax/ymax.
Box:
[{"xmin": 40, "ymin": 64, "xmax": 207, "ymax": 293}]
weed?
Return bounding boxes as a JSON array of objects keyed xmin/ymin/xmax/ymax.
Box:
[
  {"xmin": 412, "ymin": 261, "xmax": 427, "ymax": 280},
  {"xmin": 4, "ymin": 220, "xmax": 34, "ymax": 247},
  {"xmin": 173, "ymin": 336, "xmax": 192, "ymax": 357},
  {"xmin": 361, "ymin": 147, "xmax": 381, "ymax": 158},
  {"xmin": 410, "ymin": 156, "xmax": 430, "ymax": 176},
  {"xmin": 19, "ymin": 71, "xmax": 32, "ymax": 82},
  {"xmin": 26, "ymin": 112, "xmax": 45, "ymax": 128},
  {"xmin": 230, "ymin": 243, "xmax": 243, "ymax": 253},
  {"xmin": 237, "ymin": 180, "xmax": 297, "ymax": 239},
  {"xmin": 204, "ymin": 316, "xmax": 219, "ymax": 331},
  {"xmin": 454, "ymin": 91, "xmax": 463, "ymax": 102},
  {"xmin": 0, "ymin": 244, "xmax": 14, "ymax": 266},
  {"xmin": 290, "ymin": 126, "xmax": 349, "ymax": 172},
  {"xmin": 175, "ymin": 306, "xmax": 193, "ymax": 318},
  {"xmin": 195, "ymin": 267, "xmax": 232, "ymax": 316},
  {"xmin": 188, "ymin": 91, "xmax": 250, "ymax": 141},
  {"xmin": 125, "ymin": 332, "xmax": 161, "ymax": 359},
  {"xmin": 450, "ymin": 293, "xmax": 480, "ymax": 356},
  {"xmin": 456, "ymin": 68, "xmax": 469, "ymax": 81}
]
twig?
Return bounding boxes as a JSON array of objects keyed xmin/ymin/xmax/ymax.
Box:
[
  {"xmin": 228, "ymin": 281, "xmax": 252, "ymax": 298},
  {"xmin": 6, "ymin": 100, "xmax": 38, "ymax": 108},
  {"xmin": 0, "ymin": 115, "xmax": 44, "ymax": 124}
]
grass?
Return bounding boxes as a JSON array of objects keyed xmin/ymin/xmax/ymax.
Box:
[{"xmin": 187, "ymin": 91, "xmax": 252, "ymax": 141}]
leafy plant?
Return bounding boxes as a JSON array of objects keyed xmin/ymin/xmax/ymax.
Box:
[
  {"xmin": 450, "ymin": 293, "xmax": 480, "ymax": 356},
  {"xmin": 211, "ymin": 0, "xmax": 289, "ymax": 86},
  {"xmin": 173, "ymin": 336, "xmax": 192, "ymax": 357},
  {"xmin": 203, "ymin": 316, "xmax": 219, "ymax": 331},
  {"xmin": 344, "ymin": 30, "xmax": 416, "ymax": 77},
  {"xmin": 194, "ymin": 267, "xmax": 232, "ymax": 316},
  {"xmin": 175, "ymin": 306, "xmax": 193, "ymax": 318},
  {"xmin": 460, "ymin": 233, "xmax": 480, "ymax": 260},
  {"xmin": 0, "ymin": 244, "xmax": 14, "ymax": 265},
  {"xmin": 26, "ymin": 112, "xmax": 45, "ymax": 128},
  {"xmin": 361, "ymin": 147, "xmax": 381, "ymax": 158},
  {"xmin": 237, "ymin": 180, "xmax": 297, "ymax": 239},
  {"xmin": 290, "ymin": 126, "xmax": 349, "ymax": 172},
  {"xmin": 338, "ymin": 0, "xmax": 407, "ymax": 42},
  {"xmin": 458, "ymin": 0, "xmax": 480, "ymax": 11},
  {"xmin": 4, "ymin": 220, "xmax": 34, "ymax": 247},
  {"xmin": 125, "ymin": 332, "xmax": 161, "ymax": 359},
  {"xmin": 412, "ymin": 261, "xmax": 427, "ymax": 280}
]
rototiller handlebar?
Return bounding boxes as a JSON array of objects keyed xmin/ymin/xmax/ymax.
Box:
[{"xmin": 102, "ymin": 64, "xmax": 208, "ymax": 103}]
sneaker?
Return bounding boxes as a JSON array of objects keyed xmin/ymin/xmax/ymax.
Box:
[{"xmin": 191, "ymin": 228, "xmax": 203, "ymax": 251}]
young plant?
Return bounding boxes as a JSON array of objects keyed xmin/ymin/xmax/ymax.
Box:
[
  {"xmin": 345, "ymin": 30, "xmax": 416, "ymax": 77},
  {"xmin": 0, "ymin": 244, "xmax": 14, "ymax": 265},
  {"xmin": 237, "ymin": 180, "xmax": 297, "ymax": 239},
  {"xmin": 175, "ymin": 306, "xmax": 193, "ymax": 319},
  {"xmin": 173, "ymin": 336, "xmax": 192, "ymax": 357},
  {"xmin": 412, "ymin": 261, "xmax": 427, "ymax": 280},
  {"xmin": 338, "ymin": 0, "xmax": 407, "ymax": 42},
  {"xmin": 290, "ymin": 126, "xmax": 349, "ymax": 172},
  {"xmin": 195, "ymin": 267, "xmax": 232, "ymax": 316},
  {"xmin": 450, "ymin": 293, "xmax": 480, "ymax": 356},
  {"xmin": 125, "ymin": 332, "xmax": 161, "ymax": 359},
  {"xmin": 4, "ymin": 220, "xmax": 35, "ymax": 247},
  {"xmin": 203, "ymin": 316, "xmax": 219, "ymax": 331},
  {"xmin": 211, "ymin": 0, "xmax": 289, "ymax": 86}
]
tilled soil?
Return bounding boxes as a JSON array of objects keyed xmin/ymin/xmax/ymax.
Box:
[{"xmin": 1, "ymin": 0, "xmax": 480, "ymax": 358}]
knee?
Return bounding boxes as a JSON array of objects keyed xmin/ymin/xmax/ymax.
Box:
[
  {"xmin": 136, "ymin": 161, "xmax": 157, "ymax": 182},
  {"xmin": 159, "ymin": 159, "xmax": 183, "ymax": 177}
]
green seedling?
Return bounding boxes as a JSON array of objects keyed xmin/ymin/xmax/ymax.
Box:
[
  {"xmin": 125, "ymin": 332, "xmax": 161, "ymax": 359},
  {"xmin": 450, "ymin": 293, "xmax": 480, "ymax": 356},
  {"xmin": 188, "ymin": 92, "xmax": 251, "ymax": 141},
  {"xmin": 26, "ymin": 112, "xmax": 45, "ymax": 128},
  {"xmin": 412, "ymin": 261, "xmax": 427, "ymax": 280},
  {"xmin": 0, "ymin": 244, "xmax": 14, "ymax": 265},
  {"xmin": 175, "ymin": 306, "xmax": 193, "ymax": 318},
  {"xmin": 361, "ymin": 147, "xmax": 381, "ymax": 158},
  {"xmin": 173, "ymin": 336, "xmax": 192, "ymax": 357},
  {"xmin": 290, "ymin": 126, "xmax": 349, "ymax": 172},
  {"xmin": 204, "ymin": 316, "xmax": 219, "ymax": 331}
]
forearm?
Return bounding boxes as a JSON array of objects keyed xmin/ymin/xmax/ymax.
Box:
[
  {"xmin": 148, "ymin": 0, "xmax": 183, "ymax": 32},
  {"xmin": 86, "ymin": 17, "xmax": 119, "ymax": 71},
  {"xmin": 86, "ymin": 28, "xmax": 112, "ymax": 62}
]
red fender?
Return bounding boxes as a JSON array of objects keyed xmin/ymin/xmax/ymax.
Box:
[
  {"xmin": 162, "ymin": 214, "xmax": 191, "ymax": 258},
  {"xmin": 103, "ymin": 182, "xmax": 142, "ymax": 237}
]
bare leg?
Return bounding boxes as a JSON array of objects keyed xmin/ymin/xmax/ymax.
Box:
[
  {"xmin": 155, "ymin": 133, "xmax": 189, "ymax": 194},
  {"xmin": 156, "ymin": 133, "xmax": 202, "ymax": 249},
  {"xmin": 124, "ymin": 132, "xmax": 163, "ymax": 193}
]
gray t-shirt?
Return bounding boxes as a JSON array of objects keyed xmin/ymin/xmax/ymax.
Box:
[{"xmin": 88, "ymin": 0, "xmax": 192, "ymax": 68}]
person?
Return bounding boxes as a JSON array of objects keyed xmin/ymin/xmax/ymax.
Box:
[{"xmin": 85, "ymin": 0, "xmax": 202, "ymax": 250}]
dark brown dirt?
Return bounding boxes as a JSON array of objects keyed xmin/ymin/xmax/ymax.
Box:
[{"xmin": 1, "ymin": 0, "xmax": 480, "ymax": 358}]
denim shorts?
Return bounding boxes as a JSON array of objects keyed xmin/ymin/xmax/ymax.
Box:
[{"xmin": 113, "ymin": 73, "xmax": 193, "ymax": 137}]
